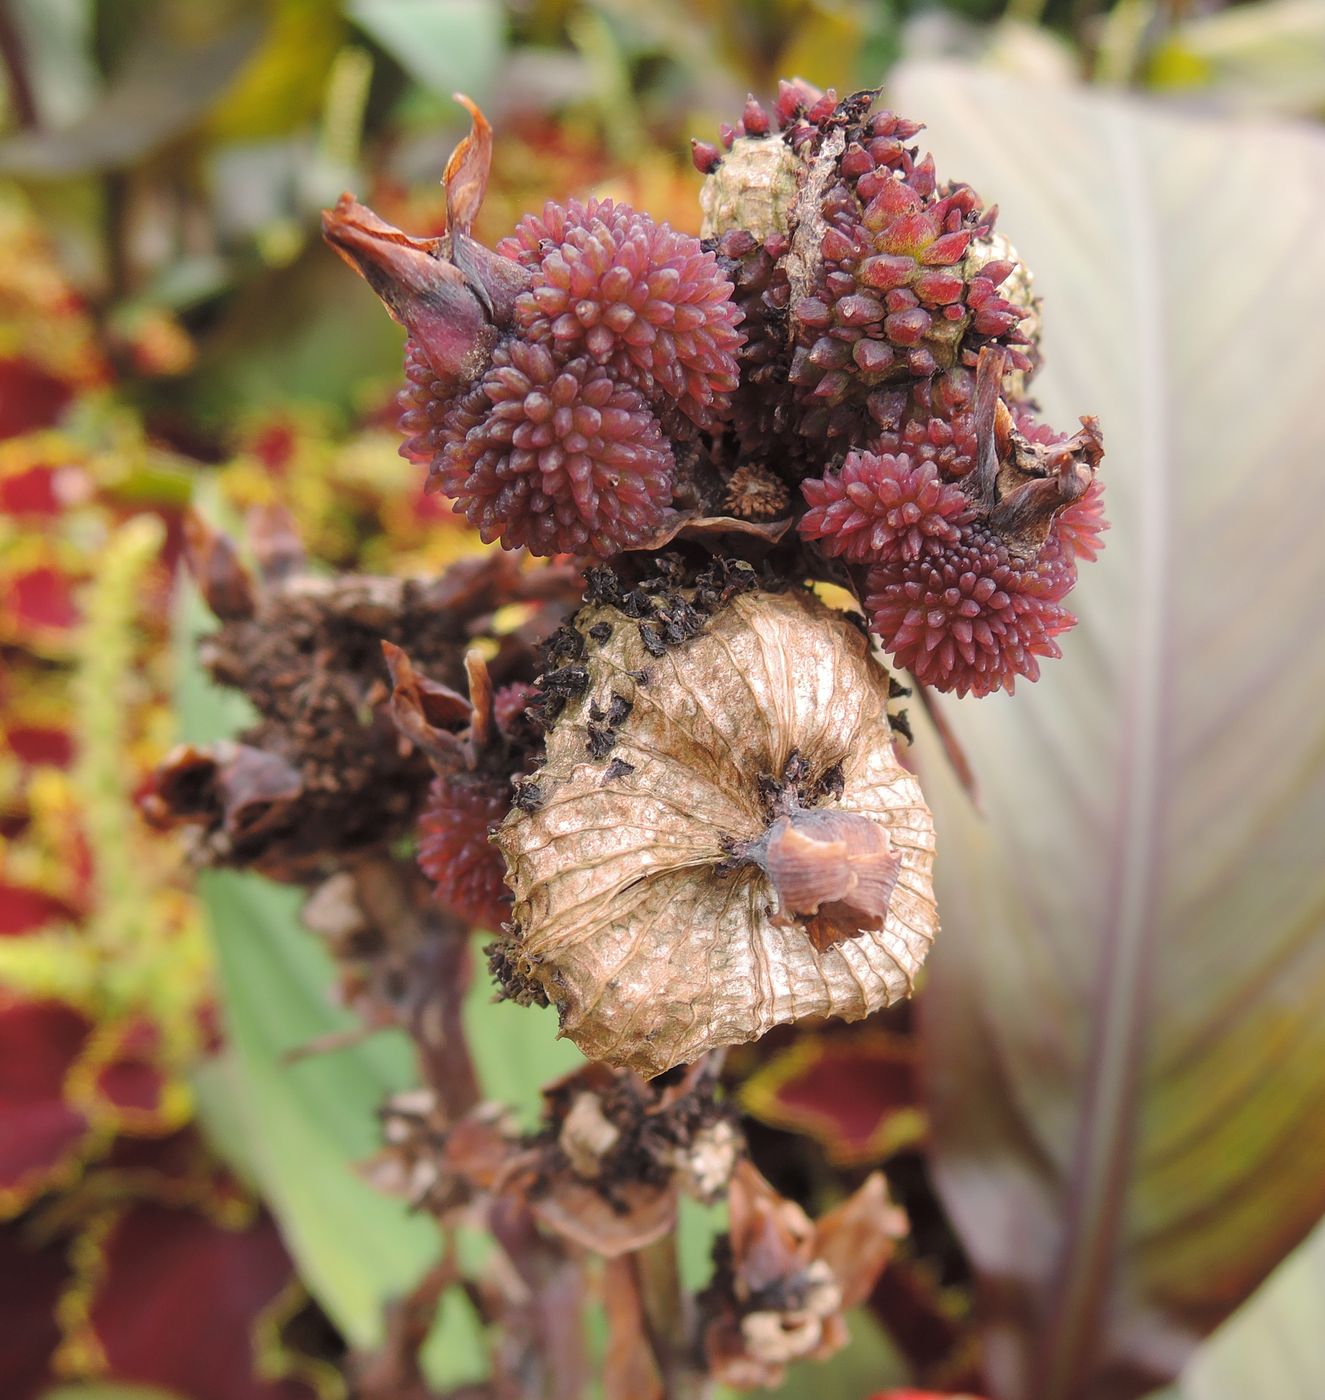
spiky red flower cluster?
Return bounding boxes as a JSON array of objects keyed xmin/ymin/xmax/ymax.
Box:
[
  {"xmin": 416, "ymin": 773, "xmax": 512, "ymax": 932},
  {"xmin": 1054, "ymin": 480, "xmax": 1107, "ymax": 563},
  {"xmin": 397, "ymin": 341, "xmax": 487, "ymax": 465},
  {"xmin": 433, "ymin": 343, "xmax": 674, "ymax": 556},
  {"xmin": 498, "ymin": 199, "xmax": 742, "ymax": 433},
  {"xmin": 869, "ymin": 369, "xmax": 981, "ymax": 480},
  {"xmin": 327, "ymin": 85, "xmax": 1107, "ymax": 701},
  {"xmin": 800, "ymin": 451, "xmax": 970, "ymax": 563},
  {"xmin": 863, "ymin": 526, "xmax": 1076, "ymax": 697},
  {"xmin": 692, "ymin": 81, "xmax": 1103, "ymax": 697},
  {"xmin": 697, "ymin": 86, "xmax": 1030, "ymax": 455},
  {"xmin": 797, "ymin": 339, "xmax": 1103, "ymax": 695},
  {"xmin": 325, "ymin": 149, "xmax": 741, "ymax": 558},
  {"xmin": 409, "ymin": 196, "xmax": 738, "ymax": 553},
  {"xmin": 794, "ymin": 129, "xmax": 1031, "ymax": 446}
]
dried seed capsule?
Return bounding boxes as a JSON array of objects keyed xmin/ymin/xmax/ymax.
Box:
[
  {"xmin": 497, "ymin": 587, "xmax": 938, "ymax": 1076},
  {"xmin": 696, "ymin": 88, "xmax": 1036, "ymax": 454}
]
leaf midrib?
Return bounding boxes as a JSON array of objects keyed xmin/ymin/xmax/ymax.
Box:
[{"xmin": 1033, "ymin": 107, "xmax": 1174, "ymax": 1400}]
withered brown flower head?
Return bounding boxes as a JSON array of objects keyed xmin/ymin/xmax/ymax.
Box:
[
  {"xmin": 496, "ymin": 571, "xmax": 938, "ymax": 1077},
  {"xmin": 703, "ymin": 1159, "xmax": 906, "ymax": 1389},
  {"xmin": 144, "ymin": 512, "xmax": 569, "ymax": 880},
  {"xmin": 370, "ymin": 1060, "xmax": 738, "ymax": 1259}
]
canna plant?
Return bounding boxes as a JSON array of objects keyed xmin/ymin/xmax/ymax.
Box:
[
  {"xmin": 0, "ymin": 0, "xmax": 1313, "ymax": 1378},
  {"xmin": 143, "ymin": 60, "xmax": 1325, "ymax": 1400},
  {"xmin": 146, "ymin": 75, "xmax": 1107, "ymax": 1398}
]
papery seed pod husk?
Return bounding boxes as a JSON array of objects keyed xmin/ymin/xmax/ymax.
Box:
[{"xmin": 497, "ymin": 587, "xmax": 938, "ymax": 1077}]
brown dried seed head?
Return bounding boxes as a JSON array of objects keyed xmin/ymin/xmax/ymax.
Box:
[
  {"xmin": 723, "ymin": 463, "xmax": 792, "ymax": 521},
  {"xmin": 497, "ymin": 587, "xmax": 939, "ymax": 1076}
]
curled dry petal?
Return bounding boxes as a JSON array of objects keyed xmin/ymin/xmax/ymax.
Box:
[
  {"xmin": 381, "ymin": 641, "xmax": 471, "ymax": 766},
  {"xmin": 142, "ymin": 741, "xmax": 303, "ymax": 851},
  {"xmin": 497, "ymin": 587, "xmax": 938, "ymax": 1076},
  {"xmin": 442, "ymin": 93, "xmax": 492, "ymax": 236},
  {"xmin": 622, "ymin": 510, "xmax": 793, "ymax": 553},
  {"xmin": 704, "ymin": 1160, "xmax": 906, "ymax": 1388},
  {"xmin": 321, "ymin": 194, "xmax": 500, "ymax": 387}
]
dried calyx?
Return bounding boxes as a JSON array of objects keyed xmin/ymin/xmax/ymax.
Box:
[
  {"xmin": 370, "ymin": 1058, "xmax": 738, "ymax": 1257},
  {"xmin": 145, "ymin": 511, "xmax": 484, "ymax": 876},
  {"xmin": 325, "ymin": 81, "xmax": 1105, "ymax": 698},
  {"xmin": 494, "ymin": 560, "xmax": 938, "ymax": 1077},
  {"xmin": 143, "ymin": 508, "xmax": 577, "ymax": 882},
  {"xmin": 702, "ymin": 1159, "xmax": 907, "ymax": 1389}
]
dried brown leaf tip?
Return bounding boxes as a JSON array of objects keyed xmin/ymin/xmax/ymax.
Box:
[
  {"xmin": 497, "ymin": 566, "xmax": 938, "ymax": 1076},
  {"xmin": 703, "ymin": 1160, "xmax": 906, "ymax": 1389}
]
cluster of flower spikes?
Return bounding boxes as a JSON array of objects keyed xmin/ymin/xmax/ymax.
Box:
[
  {"xmin": 324, "ymin": 85, "xmax": 1106, "ymax": 700},
  {"xmin": 697, "ymin": 83, "xmax": 1035, "ymax": 454},
  {"xmin": 801, "ymin": 355, "xmax": 1107, "ymax": 696},
  {"xmin": 415, "ymin": 676, "xmax": 540, "ymax": 931},
  {"xmin": 323, "ymin": 97, "xmax": 742, "ymax": 558},
  {"xmin": 694, "ymin": 82, "xmax": 1104, "ymax": 698}
]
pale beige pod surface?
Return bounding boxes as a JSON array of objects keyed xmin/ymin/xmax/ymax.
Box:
[{"xmin": 497, "ymin": 587, "xmax": 938, "ymax": 1077}]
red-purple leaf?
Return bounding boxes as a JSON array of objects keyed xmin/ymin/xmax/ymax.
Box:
[
  {"xmin": 741, "ymin": 1031, "xmax": 924, "ymax": 1164},
  {"xmin": 86, "ymin": 1201, "xmax": 319, "ymax": 1400},
  {"xmin": 0, "ymin": 1218, "xmax": 66, "ymax": 1399},
  {"xmin": 0, "ymin": 998, "xmax": 94, "ymax": 1210}
]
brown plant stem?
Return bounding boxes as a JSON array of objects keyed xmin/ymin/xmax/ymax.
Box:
[
  {"xmin": 349, "ymin": 1254, "xmax": 458, "ymax": 1400},
  {"xmin": 487, "ymin": 1196, "xmax": 592, "ymax": 1400},
  {"xmin": 349, "ymin": 852, "xmax": 481, "ymax": 1119},
  {"xmin": 633, "ymin": 1230, "xmax": 711, "ymax": 1400},
  {"xmin": 628, "ymin": 1046, "xmax": 729, "ymax": 1400}
]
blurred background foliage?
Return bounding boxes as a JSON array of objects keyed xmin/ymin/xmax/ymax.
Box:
[{"xmin": 2, "ymin": 1, "xmax": 1324, "ymax": 1398}]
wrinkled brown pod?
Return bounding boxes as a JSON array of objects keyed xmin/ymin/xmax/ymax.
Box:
[{"xmin": 497, "ymin": 586, "xmax": 938, "ymax": 1076}]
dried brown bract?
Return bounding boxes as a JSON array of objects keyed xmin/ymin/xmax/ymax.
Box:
[
  {"xmin": 702, "ymin": 1161, "xmax": 906, "ymax": 1390},
  {"xmin": 517, "ymin": 1060, "xmax": 737, "ymax": 1257},
  {"xmin": 369, "ymin": 1060, "xmax": 738, "ymax": 1260},
  {"xmin": 369, "ymin": 1089, "xmax": 516, "ymax": 1213},
  {"xmin": 497, "ymin": 581, "xmax": 938, "ymax": 1076}
]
